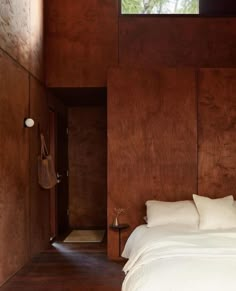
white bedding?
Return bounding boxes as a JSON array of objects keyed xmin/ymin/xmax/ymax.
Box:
[{"xmin": 122, "ymin": 225, "xmax": 236, "ymax": 291}]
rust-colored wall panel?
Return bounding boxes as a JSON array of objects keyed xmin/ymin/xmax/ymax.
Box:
[
  {"xmin": 29, "ymin": 0, "xmax": 44, "ymax": 80},
  {"xmin": 119, "ymin": 18, "xmax": 236, "ymax": 67},
  {"xmin": 45, "ymin": 0, "xmax": 118, "ymax": 87},
  {"xmin": 198, "ymin": 69, "xmax": 236, "ymax": 198},
  {"xmin": 0, "ymin": 0, "xmax": 47, "ymax": 286},
  {"xmin": 0, "ymin": 0, "xmax": 44, "ymax": 80},
  {"xmin": 0, "ymin": 50, "xmax": 29, "ymax": 285},
  {"xmin": 108, "ymin": 67, "xmax": 197, "ymax": 258},
  {"xmin": 0, "ymin": 0, "xmax": 30, "ymax": 69},
  {"xmin": 29, "ymin": 76, "xmax": 50, "ymax": 256},
  {"xmin": 68, "ymin": 106, "xmax": 107, "ymax": 228}
]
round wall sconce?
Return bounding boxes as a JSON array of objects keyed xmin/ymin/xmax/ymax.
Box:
[{"xmin": 24, "ymin": 118, "xmax": 35, "ymax": 128}]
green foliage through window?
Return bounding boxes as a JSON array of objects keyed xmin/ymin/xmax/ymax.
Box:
[{"xmin": 121, "ymin": 0, "xmax": 199, "ymax": 14}]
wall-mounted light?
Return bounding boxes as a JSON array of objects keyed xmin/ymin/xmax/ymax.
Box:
[{"xmin": 24, "ymin": 118, "xmax": 35, "ymax": 128}]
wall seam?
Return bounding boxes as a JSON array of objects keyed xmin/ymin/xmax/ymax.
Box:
[{"xmin": 0, "ymin": 47, "xmax": 44, "ymax": 86}]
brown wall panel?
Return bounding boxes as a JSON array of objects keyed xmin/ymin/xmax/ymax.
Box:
[
  {"xmin": 0, "ymin": 0, "xmax": 44, "ymax": 80},
  {"xmin": 119, "ymin": 18, "xmax": 236, "ymax": 67},
  {"xmin": 198, "ymin": 69, "xmax": 236, "ymax": 198},
  {"xmin": 29, "ymin": 76, "xmax": 51, "ymax": 256},
  {"xmin": 45, "ymin": 0, "xmax": 118, "ymax": 87},
  {"xmin": 108, "ymin": 67, "xmax": 197, "ymax": 258},
  {"xmin": 0, "ymin": 50, "xmax": 29, "ymax": 285},
  {"xmin": 29, "ymin": 0, "xmax": 44, "ymax": 80},
  {"xmin": 0, "ymin": 0, "xmax": 30, "ymax": 69},
  {"xmin": 68, "ymin": 106, "xmax": 107, "ymax": 228},
  {"xmin": 0, "ymin": 0, "xmax": 47, "ymax": 284}
]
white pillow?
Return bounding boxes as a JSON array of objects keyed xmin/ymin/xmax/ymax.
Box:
[
  {"xmin": 146, "ymin": 200, "xmax": 199, "ymax": 228},
  {"xmin": 193, "ymin": 194, "xmax": 236, "ymax": 230}
]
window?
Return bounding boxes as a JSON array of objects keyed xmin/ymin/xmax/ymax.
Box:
[{"xmin": 121, "ymin": 0, "xmax": 199, "ymax": 15}]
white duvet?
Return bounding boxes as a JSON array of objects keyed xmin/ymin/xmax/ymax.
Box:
[{"xmin": 122, "ymin": 225, "xmax": 236, "ymax": 291}]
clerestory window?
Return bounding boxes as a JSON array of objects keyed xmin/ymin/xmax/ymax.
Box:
[{"xmin": 121, "ymin": 0, "xmax": 199, "ymax": 15}]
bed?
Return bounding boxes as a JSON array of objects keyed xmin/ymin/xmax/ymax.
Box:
[{"xmin": 121, "ymin": 195, "xmax": 236, "ymax": 291}]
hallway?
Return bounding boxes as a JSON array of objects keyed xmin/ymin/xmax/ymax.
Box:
[{"xmin": 0, "ymin": 242, "xmax": 124, "ymax": 291}]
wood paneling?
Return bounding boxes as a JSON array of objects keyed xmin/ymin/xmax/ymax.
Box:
[
  {"xmin": 29, "ymin": 0, "xmax": 44, "ymax": 80},
  {"xmin": 0, "ymin": 0, "xmax": 44, "ymax": 80},
  {"xmin": 119, "ymin": 18, "xmax": 236, "ymax": 67},
  {"xmin": 69, "ymin": 107, "xmax": 107, "ymax": 228},
  {"xmin": 0, "ymin": 50, "xmax": 29, "ymax": 285},
  {"xmin": 0, "ymin": 0, "xmax": 30, "ymax": 69},
  {"xmin": 29, "ymin": 76, "xmax": 51, "ymax": 256},
  {"xmin": 198, "ymin": 69, "xmax": 236, "ymax": 198},
  {"xmin": 0, "ymin": 0, "xmax": 48, "ymax": 286},
  {"xmin": 45, "ymin": 0, "xmax": 118, "ymax": 87},
  {"xmin": 108, "ymin": 67, "xmax": 197, "ymax": 258}
]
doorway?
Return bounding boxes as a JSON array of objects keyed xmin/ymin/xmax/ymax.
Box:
[
  {"xmin": 67, "ymin": 105, "xmax": 107, "ymax": 230},
  {"xmin": 49, "ymin": 109, "xmax": 69, "ymax": 239},
  {"xmin": 49, "ymin": 89, "xmax": 107, "ymax": 240}
]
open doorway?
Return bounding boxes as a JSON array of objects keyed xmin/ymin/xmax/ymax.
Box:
[
  {"xmin": 68, "ymin": 105, "xmax": 107, "ymax": 230},
  {"xmin": 49, "ymin": 109, "xmax": 69, "ymax": 240},
  {"xmin": 49, "ymin": 88, "xmax": 107, "ymax": 242},
  {"xmin": 57, "ymin": 113, "xmax": 69, "ymax": 235}
]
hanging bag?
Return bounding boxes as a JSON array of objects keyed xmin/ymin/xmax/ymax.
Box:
[{"xmin": 38, "ymin": 133, "xmax": 57, "ymax": 189}]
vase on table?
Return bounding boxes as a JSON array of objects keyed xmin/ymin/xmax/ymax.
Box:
[{"xmin": 112, "ymin": 216, "xmax": 119, "ymax": 227}]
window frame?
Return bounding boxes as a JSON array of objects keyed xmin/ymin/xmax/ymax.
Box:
[
  {"xmin": 119, "ymin": 0, "xmax": 200, "ymax": 16},
  {"xmin": 119, "ymin": 0, "xmax": 236, "ymax": 17}
]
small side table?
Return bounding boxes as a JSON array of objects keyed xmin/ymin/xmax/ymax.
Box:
[{"xmin": 110, "ymin": 224, "xmax": 129, "ymax": 257}]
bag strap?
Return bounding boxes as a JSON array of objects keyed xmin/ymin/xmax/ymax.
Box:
[{"xmin": 40, "ymin": 133, "xmax": 49, "ymax": 158}]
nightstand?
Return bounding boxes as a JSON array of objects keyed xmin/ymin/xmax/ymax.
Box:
[{"xmin": 110, "ymin": 224, "xmax": 129, "ymax": 257}]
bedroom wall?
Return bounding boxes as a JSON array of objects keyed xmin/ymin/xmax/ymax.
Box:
[
  {"xmin": 0, "ymin": 0, "xmax": 52, "ymax": 286},
  {"xmin": 45, "ymin": 0, "xmax": 118, "ymax": 87},
  {"xmin": 29, "ymin": 77, "xmax": 50, "ymax": 257},
  {"xmin": 0, "ymin": 49, "xmax": 30, "ymax": 286},
  {"xmin": 68, "ymin": 106, "xmax": 107, "ymax": 229},
  {"xmin": 198, "ymin": 69, "xmax": 236, "ymax": 197},
  {"xmin": 108, "ymin": 67, "xmax": 198, "ymax": 259},
  {"xmin": 44, "ymin": 1, "xmax": 236, "ymax": 260},
  {"xmin": 107, "ymin": 67, "xmax": 236, "ymax": 259},
  {"xmin": 45, "ymin": 0, "xmax": 236, "ymax": 87},
  {"xmin": 0, "ymin": 0, "xmax": 44, "ymax": 81},
  {"xmin": 119, "ymin": 17, "xmax": 236, "ymax": 67}
]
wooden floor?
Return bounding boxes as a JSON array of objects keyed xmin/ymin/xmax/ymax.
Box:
[{"xmin": 0, "ymin": 240, "xmax": 125, "ymax": 291}]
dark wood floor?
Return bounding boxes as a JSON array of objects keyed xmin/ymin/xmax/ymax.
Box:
[{"xmin": 0, "ymin": 240, "xmax": 125, "ymax": 291}]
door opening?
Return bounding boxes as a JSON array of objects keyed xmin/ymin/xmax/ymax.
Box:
[
  {"xmin": 57, "ymin": 113, "xmax": 69, "ymax": 236},
  {"xmin": 49, "ymin": 109, "xmax": 69, "ymax": 240},
  {"xmin": 49, "ymin": 110, "xmax": 57, "ymax": 241},
  {"xmin": 67, "ymin": 105, "xmax": 107, "ymax": 231}
]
